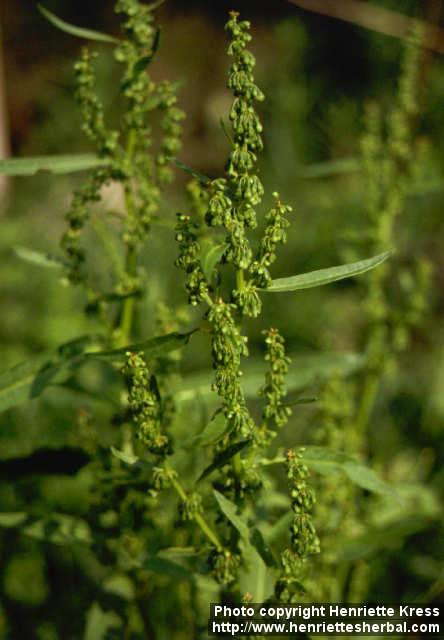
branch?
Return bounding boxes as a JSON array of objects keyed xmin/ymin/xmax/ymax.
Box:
[{"xmin": 287, "ymin": 0, "xmax": 444, "ymax": 54}]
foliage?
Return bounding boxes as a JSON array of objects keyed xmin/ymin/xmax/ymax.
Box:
[{"xmin": 0, "ymin": 2, "xmax": 442, "ymax": 638}]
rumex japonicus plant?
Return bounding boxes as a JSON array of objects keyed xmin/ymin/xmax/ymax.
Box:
[
  {"xmin": 170, "ymin": 10, "xmax": 390, "ymax": 602},
  {"xmin": 0, "ymin": 2, "xmax": 405, "ymax": 636}
]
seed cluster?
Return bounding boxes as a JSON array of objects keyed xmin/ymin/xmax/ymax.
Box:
[
  {"xmin": 276, "ymin": 448, "xmax": 320, "ymax": 600},
  {"xmin": 123, "ymin": 352, "xmax": 169, "ymax": 456}
]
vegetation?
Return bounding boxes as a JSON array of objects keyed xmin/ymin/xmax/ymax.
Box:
[{"xmin": 0, "ymin": 1, "xmax": 442, "ymax": 638}]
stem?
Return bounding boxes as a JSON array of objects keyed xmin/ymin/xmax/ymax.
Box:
[
  {"xmin": 116, "ymin": 130, "xmax": 138, "ymax": 348},
  {"xmin": 164, "ymin": 464, "xmax": 223, "ymax": 551},
  {"xmin": 355, "ymin": 372, "xmax": 380, "ymax": 438},
  {"xmin": 236, "ymin": 267, "xmax": 244, "ymax": 292}
]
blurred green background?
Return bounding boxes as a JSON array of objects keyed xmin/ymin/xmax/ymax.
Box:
[{"xmin": 0, "ymin": 1, "xmax": 443, "ymax": 638}]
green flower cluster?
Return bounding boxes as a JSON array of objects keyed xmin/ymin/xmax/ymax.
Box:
[
  {"xmin": 208, "ymin": 548, "xmax": 241, "ymax": 586},
  {"xmin": 61, "ymin": 0, "xmax": 184, "ymax": 307},
  {"xmin": 61, "ymin": 169, "xmax": 110, "ymax": 284},
  {"xmin": 360, "ymin": 22, "xmax": 428, "ymax": 372},
  {"xmin": 261, "ymin": 327, "xmax": 292, "ymax": 432},
  {"xmin": 276, "ymin": 448, "xmax": 320, "ymax": 600},
  {"xmin": 251, "ymin": 193, "xmax": 292, "ymax": 288},
  {"xmin": 207, "ymin": 299, "xmax": 253, "ymax": 439},
  {"xmin": 75, "ymin": 49, "xmax": 120, "ymax": 157},
  {"xmin": 115, "ymin": 0, "xmax": 185, "ymax": 249},
  {"xmin": 123, "ymin": 352, "xmax": 169, "ymax": 456},
  {"xmin": 174, "ymin": 214, "xmax": 209, "ymax": 306}
]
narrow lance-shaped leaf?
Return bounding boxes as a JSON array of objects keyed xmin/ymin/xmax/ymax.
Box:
[
  {"xmin": 14, "ymin": 246, "xmax": 65, "ymax": 270},
  {"xmin": 198, "ymin": 440, "xmax": 251, "ymax": 481},
  {"xmin": 90, "ymin": 331, "xmax": 195, "ymax": 361},
  {"xmin": 38, "ymin": 5, "xmax": 120, "ymax": 44},
  {"xmin": 263, "ymin": 251, "xmax": 391, "ymax": 293},
  {"xmin": 0, "ymin": 154, "xmax": 109, "ymax": 177},
  {"xmin": 213, "ymin": 491, "xmax": 278, "ymax": 568},
  {"xmin": 321, "ymin": 448, "xmax": 398, "ymax": 499},
  {"xmin": 299, "ymin": 157, "xmax": 360, "ymax": 179},
  {"xmin": 261, "ymin": 446, "xmax": 400, "ymax": 500},
  {"xmin": 167, "ymin": 157, "xmax": 210, "ymax": 185},
  {"xmin": 200, "ymin": 241, "xmax": 227, "ymax": 282},
  {"xmin": 0, "ymin": 331, "xmax": 193, "ymax": 414}
]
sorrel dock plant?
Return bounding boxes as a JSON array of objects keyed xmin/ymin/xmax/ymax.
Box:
[{"xmin": 0, "ymin": 1, "xmax": 408, "ymax": 636}]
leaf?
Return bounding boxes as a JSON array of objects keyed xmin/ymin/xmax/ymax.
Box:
[
  {"xmin": 213, "ymin": 491, "xmax": 278, "ymax": 568},
  {"xmin": 0, "ymin": 335, "xmax": 99, "ymax": 413},
  {"xmin": 14, "ymin": 246, "xmax": 64, "ymax": 270},
  {"xmin": 89, "ymin": 331, "xmax": 194, "ymax": 361},
  {"xmin": 263, "ymin": 251, "xmax": 391, "ymax": 293},
  {"xmin": 145, "ymin": 556, "xmax": 193, "ymax": 580},
  {"xmin": 299, "ymin": 157, "xmax": 360, "ymax": 178},
  {"xmin": 219, "ymin": 117, "xmax": 233, "ymax": 145},
  {"xmin": 110, "ymin": 446, "xmax": 139, "ymax": 466},
  {"xmin": 167, "ymin": 157, "xmax": 210, "ymax": 184},
  {"xmin": 336, "ymin": 516, "xmax": 435, "ymax": 562},
  {"xmin": 249, "ymin": 527, "xmax": 278, "ymax": 568},
  {"xmin": 200, "ymin": 241, "xmax": 226, "ymax": 282},
  {"xmin": 193, "ymin": 411, "xmax": 227, "ymax": 446},
  {"xmin": 213, "ymin": 490, "xmax": 250, "ymax": 539},
  {"xmin": 175, "ymin": 351, "xmax": 365, "ymax": 406},
  {"xmin": 302, "ymin": 446, "xmax": 400, "ymax": 500},
  {"xmin": 0, "ymin": 153, "xmax": 109, "ymax": 176},
  {"xmin": 38, "ymin": 5, "xmax": 119, "ymax": 43},
  {"xmin": 0, "ymin": 332, "xmax": 190, "ymax": 414},
  {"xmin": 198, "ymin": 440, "xmax": 251, "ymax": 481},
  {"xmin": 0, "ymin": 358, "xmax": 46, "ymax": 413},
  {"xmin": 290, "ymin": 396, "xmax": 317, "ymax": 405},
  {"xmin": 120, "ymin": 29, "xmax": 161, "ymax": 92}
]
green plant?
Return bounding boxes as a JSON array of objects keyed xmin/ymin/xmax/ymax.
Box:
[{"xmin": 1, "ymin": 2, "xmax": 439, "ymax": 638}]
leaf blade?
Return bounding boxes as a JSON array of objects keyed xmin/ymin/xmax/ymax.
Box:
[
  {"xmin": 38, "ymin": 5, "xmax": 119, "ymax": 43},
  {"xmin": 88, "ymin": 331, "xmax": 194, "ymax": 361},
  {"xmin": 0, "ymin": 154, "xmax": 109, "ymax": 176},
  {"xmin": 264, "ymin": 251, "xmax": 391, "ymax": 293}
]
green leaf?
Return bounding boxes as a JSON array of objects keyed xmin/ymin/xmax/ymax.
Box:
[
  {"xmin": 302, "ymin": 446, "xmax": 400, "ymax": 500},
  {"xmin": 38, "ymin": 5, "xmax": 119, "ymax": 43},
  {"xmin": 249, "ymin": 527, "xmax": 278, "ymax": 568},
  {"xmin": 145, "ymin": 556, "xmax": 193, "ymax": 581},
  {"xmin": 213, "ymin": 491, "xmax": 278, "ymax": 568},
  {"xmin": 213, "ymin": 490, "xmax": 250, "ymax": 539},
  {"xmin": 110, "ymin": 446, "xmax": 139, "ymax": 466},
  {"xmin": 0, "ymin": 153, "xmax": 109, "ymax": 176},
  {"xmin": 198, "ymin": 440, "xmax": 251, "ymax": 481},
  {"xmin": 120, "ymin": 28, "xmax": 161, "ymax": 92},
  {"xmin": 0, "ymin": 332, "xmax": 190, "ymax": 414},
  {"xmin": 219, "ymin": 117, "xmax": 234, "ymax": 145},
  {"xmin": 89, "ymin": 331, "xmax": 194, "ymax": 361},
  {"xmin": 0, "ymin": 358, "xmax": 46, "ymax": 413},
  {"xmin": 337, "ymin": 516, "xmax": 434, "ymax": 562},
  {"xmin": 299, "ymin": 157, "xmax": 359, "ymax": 178},
  {"xmin": 264, "ymin": 251, "xmax": 391, "ymax": 293},
  {"xmin": 193, "ymin": 411, "xmax": 227, "ymax": 446},
  {"xmin": 175, "ymin": 351, "xmax": 365, "ymax": 406},
  {"xmin": 168, "ymin": 157, "xmax": 210, "ymax": 184},
  {"xmin": 200, "ymin": 241, "xmax": 226, "ymax": 282},
  {"xmin": 14, "ymin": 246, "xmax": 65, "ymax": 270}
]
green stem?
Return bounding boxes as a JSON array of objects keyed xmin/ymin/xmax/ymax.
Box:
[
  {"xmin": 164, "ymin": 464, "xmax": 223, "ymax": 551},
  {"xmin": 355, "ymin": 371, "xmax": 380, "ymax": 438},
  {"xmin": 116, "ymin": 131, "xmax": 138, "ymax": 348},
  {"xmin": 236, "ymin": 267, "xmax": 244, "ymax": 292}
]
